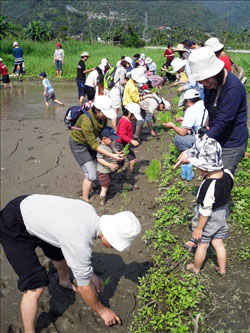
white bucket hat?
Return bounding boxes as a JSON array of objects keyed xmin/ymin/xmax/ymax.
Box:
[
  {"xmin": 145, "ymin": 57, "xmax": 152, "ymax": 64},
  {"xmin": 100, "ymin": 211, "xmax": 141, "ymax": 252},
  {"xmin": 94, "ymin": 96, "xmax": 117, "ymax": 119},
  {"xmin": 184, "ymin": 89, "xmax": 200, "ymax": 100},
  {"xmin": 205, "ymin": 37, "xmax": 224, "ymax": 53},
  {"xmin": 171, "ymin": 58, "xmax": 187, "ymax": 73},
  {"xmin": 131, "ymin": 68, "xmax": 148, "ymax": 83},
  {"xmin": 124, "ymin": 56, "xmax": 133, "ymax": 67},
  {"xmin": 13, "ymin": 41, "xmax": 19, "ymax": 47},
  {"xmin": 188, "ymin": 47, "xmax": 225, "ymax": 81},
  {"xmin": 125, "ymin": 103, "xmax": 143, "ymax": 120},
  {"xmin": 186, "ymin": 137, "xmax": 224, "ymax": 171}
]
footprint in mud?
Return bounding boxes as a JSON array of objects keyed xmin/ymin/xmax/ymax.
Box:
[
  {"xmin": 25, "ymin": 156, "xmax": 36, "ymax": 161},
  {"xmin": 28, "ymin": 147, "xmax": 34, "ymax": 151},
  {"xmin": 0, "ymin": 279, "xmax": 10, "ymax": 297},
  {"xmin": 51, "ymin": 132, "xmax": 61, "ymax": 136},
  {"xmin": 37, "ymin": 135, "xmax": 44, "ymax": 139}
]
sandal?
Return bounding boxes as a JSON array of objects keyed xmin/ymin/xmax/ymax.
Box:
[{"xmin": 184, "ymin": 239, "xmax": 198, "ymax": 252}]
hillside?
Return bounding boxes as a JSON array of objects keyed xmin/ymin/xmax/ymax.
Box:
[
  {"xmin": 1, "ymin": 0, "xmax": 234, "ymax": 38},
  {"xmin": 198, "ymin": 0, "xmax": 250, "ymax": 32}
]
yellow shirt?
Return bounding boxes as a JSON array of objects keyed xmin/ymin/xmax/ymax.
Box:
[{"xmin": 123, "ymin": 78, "xmax": 140, "ymax": 106}]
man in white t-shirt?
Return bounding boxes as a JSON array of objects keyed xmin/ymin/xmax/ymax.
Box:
[
  {"xmin": 0, "ymin": 194, "xmax": 141, "ymax": 331},
  {"xmin": 164, "ymin": 89, "xmax": 207, "ymax": 151}
]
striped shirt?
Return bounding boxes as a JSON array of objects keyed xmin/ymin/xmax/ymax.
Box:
[{"xmin": 97, "ymin": 143, "xmax": 117, "ymax": 173}]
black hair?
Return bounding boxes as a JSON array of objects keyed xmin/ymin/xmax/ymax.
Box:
[
  {"xmin": 167, "ymin": 43, "xmax": 173, "ymax": 48},
  {"xmin": 121, "ymin": 55, "xmax": 125, "ymax": 60},
  {"xmin": 215, "ymin": 47, "xmax": 224, "ymax": 57},
  {"xmin": 121, "ymin": 59, "xmax": 128, "ymax": 67},
  {"xmin": 123, "ymin": 108, "xmax": 129, "ymax": 116},
  {"xmin": 133, "ymin": 53, "xmax": 140, "ymax": 59},
  {"xmin": 214, "ymin": 68, "xmax": 225, "ymax": 85}
]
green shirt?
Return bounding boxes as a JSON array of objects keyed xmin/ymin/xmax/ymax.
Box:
[{"xmin": 70, "ymin": 109, "xmax": 107, "ymax": 151}]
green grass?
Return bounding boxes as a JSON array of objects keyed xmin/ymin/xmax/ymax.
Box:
[{"xmin": 145, "ymin": 159, "xmax": 161, "ymax": 182}]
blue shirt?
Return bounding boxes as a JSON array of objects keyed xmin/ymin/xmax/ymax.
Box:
[
  {"xmin": 205, "ymin": 72, "xmax": 248, "ymax": 148},
  {"xmin": 42, "ymin": 78, "xmax": 54, "ymax": 94},
  {"xmin": 13, "ymin": 47, "xmax": 23, "ymax": 59}
]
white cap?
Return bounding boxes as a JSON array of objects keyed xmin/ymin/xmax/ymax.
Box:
[
  {"xmin": 100, "ymin": 211, "xmax": 141, "ymax": 252},
  {"xmin": 171, "ymin": 58, "xmax": 187, "ymax": 73},
  {"xmin": 100, "ymin": 58, "xmax": 108, "ymax": 66},
  {"xmin": 131, "ymin": 68, "xmax": 147, "ymax": 83},
  {"xmin": 125, "ymin": 103, "xmax": 142, "ymax": 120},
  {"xmin": 184, "ymin": 89, "xmax": 200, "ymax": 100},
  {"xmin": 0, "ymin": 58, "xmax": 2, "ymax": 62},
  {"xmin": 124, "ymin": 56, "xmax": 133, "ymax": 67},
  {"xmin": 13, "ymin": 41, "xmax": 18, "ymax": 47},
  {"xmin": 94, "ymin": 96, "xmax": 117, "ymax": 119},
  {"xmin": 205, "ymin": 37, "xmax": 224, "ymax": 53},
  {"xmin": 161, "ymin": 98, "xmax": 171, "ymax": 110},
  {"xmin": 145, "ymin": 57, "xmax": 152, "ymax": 64},
  {"xmin": 188, "ymin": 47, "xmax": 225, "ymax": 81}
]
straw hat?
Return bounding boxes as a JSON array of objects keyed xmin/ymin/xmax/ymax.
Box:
[
  {"xmin": 205, "ymin": 37, "xmax": 224, "ymax": 53},
  {"xmin": 188, "ymin": 47, "xmax": 224, "ymax": 81},
  {"xmin": 173, "ymin": 44, "xmax": 188, "ymax": 52},
  {"xmin": 100, "ymin": 211, "xmax": 141, "ymax": 252},
  {"xmin": 81, "ymin": 51, "xmax": 90, "ymax": 57},
  {"xmin": 145, "ymin": 57, "xmax": 152, "ymax": 64},
  {"xmin": 171, "ymin": 58, "xmax": 187, "ymax": 72}
]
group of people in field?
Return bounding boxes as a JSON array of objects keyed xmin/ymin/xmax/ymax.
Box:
[{"xmin": 0, "ymin": 35, "xmax": 248, "ymax": 332}]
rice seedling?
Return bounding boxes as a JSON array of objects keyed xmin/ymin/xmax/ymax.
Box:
[{"xmin": 145, "ymin": 159, "xmax": 161, "ymax": 182}]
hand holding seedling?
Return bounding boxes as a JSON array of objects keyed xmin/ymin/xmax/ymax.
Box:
[
  {"xmin": 98, "ymin": 307, "xmax": 121, "ymax": 326},
  {"xmin": 176, "ymin": 117, "xmax": 183, "ymax": 123},
  {"xmin": 163, "ymin": 122, "xmax": 174, "ymax": 129},
  {"xmin": 109, "ymin": 163, "xmax": 119, "ymax": 171},
  {"xmin": 112, "ymin": 153, "xmax": 124, "ymax": 162},
  {"xmin": 131, "ymin": 140, "xmax": 139, "ymax": 147}
]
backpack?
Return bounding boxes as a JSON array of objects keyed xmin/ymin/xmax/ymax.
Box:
[
  {"xmin": 64, "ymin": 105, "xmax": 93, "ymax": 130},
  {"xmin": 103, "ymin": 66, "xmax": 118, "ymax": 90},
  {"xmin": 230, "ymin": 61, "xmax": 247, "ymax": 85}
]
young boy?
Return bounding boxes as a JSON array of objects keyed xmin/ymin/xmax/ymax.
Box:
[
  {"xmin": 97, "ymin": 126, "xmax": 120, "ymax": 205},
  {"xmin": 114, "ymin": 103, "xmax": 142, "ymax": 180},
  {"xmin": 39, "ymin": 72, "xmax": 64, "ymax": 107},
  {"xmin": 0, "ymin": 58, "xmax": 13, "ymax": 89},
  {"xmin": 185, "ymin": 137, "xmax": 234, "ymax": 275}
]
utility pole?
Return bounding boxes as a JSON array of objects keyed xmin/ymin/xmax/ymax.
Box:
[{"xmin": 143, "ymin": 12, "xmax": 148, "ymax": 44}]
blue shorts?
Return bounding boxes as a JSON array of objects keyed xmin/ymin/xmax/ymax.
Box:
[
  {"xmin": 55, "ymin": 60, "xmax": 62, "ymax": 70},
  {"xmin": 76, "ymin": 79, "xmax": 86, "ymax": 98}
]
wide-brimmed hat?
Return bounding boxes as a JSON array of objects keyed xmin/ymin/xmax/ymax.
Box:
[
  {"xmin": 125, "ymin": 103, "xmax": 143, "ymax": 120},
  {"xmin": 171, "ymin": 58, "xmax": 187, "ymax": 72},
  {"xmin": 173, "ymin": 43, "xmax": 188, "ymax": 52},
  {"xmin": 124, "ymin": 56, "xmax": 133, "ymax": 67},
  {"xmin": 131, "ymin": 68, "xmax": 148, "ymax": 83},
  {"xmin": 145, "ymin": 57, "xmax": 152, "ymax": 64},
  {"xmin": 100, "ymin": 211, "xmax": 141, "ymax": 252},
  {"xmin": 188, "ymin": 47, "xmax": 224, "ymax": 81},
  {"xmin": 94, "ymin": 96, "xmax": 117, "ymax": 119},
  {"xmin": 13, "ymin": 41, "xmax": 18, "ymax": 47},
  {"xmin": 186, "ymin": 137, "xmax": 224, "ymax": 171},
  {"xmin": 184, "ymin": 89, "xmax": 200, "ymax": 100},
  {"xmin": 205, "ymin": 37, "xmax": 224, "ymax": 53},
  {"xmin": 100, "ymin": 126, "xmax": 119, "ymax": 140},
  {"xmin": 81, "ymin": 51, "xmax": 90, "ymax": 57}
]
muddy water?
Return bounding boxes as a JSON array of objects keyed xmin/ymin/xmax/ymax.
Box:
[{"xmin": 1, "ymin": 82, "xmax": 78, "ymax": 120}]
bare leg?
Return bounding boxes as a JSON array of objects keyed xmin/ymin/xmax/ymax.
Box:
[
  {"xmin": 127, "ymin": 159, "xmax": 136, "ymax": 179},
  {"xmin": 211, "ymin": 238, "xmax": 227, "ymax": 274},
  {"xmin": 54, "ymin": 99, "xmax": 64, "ymax": 106},
  {"xmin": 45, "ymin": 101, "xmax": 49, "ymax": 107},
  {"xmin": 21, "ymin": 287, "xmax": 44, "ymax": 333},
  {"xmin": 186, "ymin": 243, "xmax": 209, "ymax": 274},
  {"xmin": 3, "ymin": 83, "xmax": 7, "ymax": 89},
  {"xmin": 9, "ymin": 82, "xmax": 13, "ymax": 89},
  {"xmin": 147, "ymin": 121, "xmax": 156, "ymax": 136},
  {"xmin": 53, "ymin": 259, "xmax": 72, "ymax": 288},
  {"xmin": 82, "ymin": 178, "xmax": 93, "ymax": 202},
  {"xmin": 79, "ymin": 95, "xmax": 85, "ymax": 105},
  {"xmin": 100, "ymin": 186, "xmax": 108, "ymax": 205},
  {"xmin": 111, "ymin": 108, "xmax": 119, "ymax": 128}
]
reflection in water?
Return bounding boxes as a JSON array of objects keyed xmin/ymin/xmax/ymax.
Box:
[{"xmin": 0, "ymin": 82, "xmax": 78, "ymax": 120}]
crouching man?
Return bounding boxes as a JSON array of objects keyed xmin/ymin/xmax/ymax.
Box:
[{"xmin": 0, "ymin": 194, "xmax": 141, "ymax": 332}]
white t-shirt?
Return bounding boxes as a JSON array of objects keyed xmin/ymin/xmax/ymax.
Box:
[
  {"xmin": 85, "ymin": 69, "xmax": 99, "ymax": 88},
  {"xmin": 54, "ymin": 48, "xmax": 64, "ymax": 61},
  {"xmin": 139, "ymin": 98, "xmax": 159, "ymax": 114},
  {"xmin": 181, "ymin": 100, "xmax": 208, "ymax": 134},
  {"xmin": 20, "ymin": 194, "xmax": 101, "ymax": 286}
]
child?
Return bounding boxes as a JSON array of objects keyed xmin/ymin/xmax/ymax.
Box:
[
  {"xmin": 114, "ymin": 103, "xmax": 141, "ymax": 180},
  {"xmin": 185, "ymin": 137, "xmax": 234, "ymax": 275},
  {"xmin": 0, "ymin": 58, "xmax": 13, "ymax": 89},
  {"xmin": 39, "ymin": 72, "xmax": 64, "ymax": 107},
  {"xmin": 97, "ymin": 126, "xmax": 120, "ymax": 205}
]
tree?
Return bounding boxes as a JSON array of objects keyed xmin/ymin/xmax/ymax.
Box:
[
  {"xmin": 0, "ymin": 14, "xmax": 18, "ymax": 40},
  {"xmin": 26, "ymin": 20, "xmax": 54, "ymax": 41}
]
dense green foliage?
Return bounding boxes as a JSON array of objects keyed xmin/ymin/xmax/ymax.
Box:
[{"xmin": 145, "ymin": 160, "xmax": 161, "ymax": 182}]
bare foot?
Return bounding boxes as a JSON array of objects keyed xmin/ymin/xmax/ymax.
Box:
[
  {"xmin": 151, "ymin": 130, "xmax": 156, "ymax": 137},
  {"xmin": 215, "ymin": 266, "xmax": 226, "ymax": 276},
  {"xmin": 186, "ymin": 263, "xmax": 200, "ymax": 275}
]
